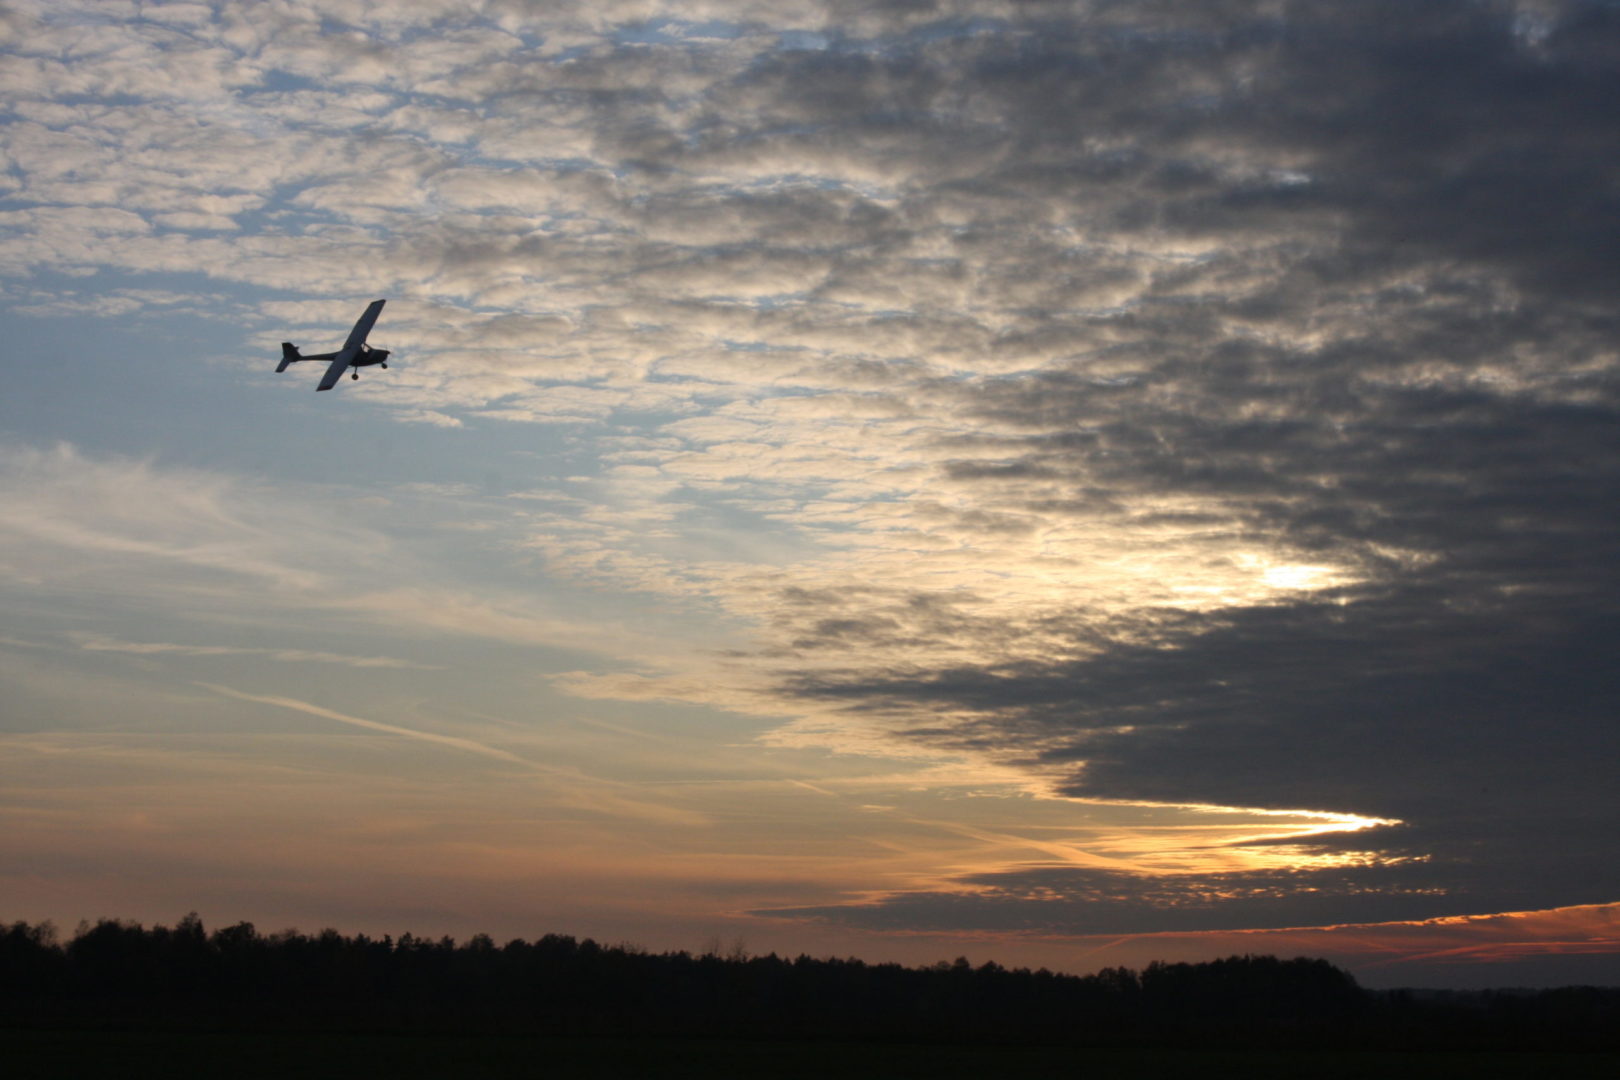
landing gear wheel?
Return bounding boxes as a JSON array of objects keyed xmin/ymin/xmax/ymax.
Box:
[
  {"xmin": 380, "ymin": 363, "xmax": 387, "ymax": 369},
  {"xmin": 351, "ymin": 371, "xmax": 359, "ymax": 380}
]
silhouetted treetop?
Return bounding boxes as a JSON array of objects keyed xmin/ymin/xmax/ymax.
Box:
[{"xmin": 1, "ymin": 915, "xmax": 1614, "ymax": 1050}]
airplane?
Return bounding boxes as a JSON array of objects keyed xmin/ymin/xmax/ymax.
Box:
[{"xmin": 276, "ymin": 299, "xmax": 391, "ymax": 391}]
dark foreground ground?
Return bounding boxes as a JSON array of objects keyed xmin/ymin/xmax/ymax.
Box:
[{"xmin": 6, "ymin": 1029, "xmax": 1618, "ymax": 1080}]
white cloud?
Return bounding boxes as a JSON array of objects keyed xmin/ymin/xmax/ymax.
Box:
[{"xmin": 0, "ymin": 443, "xmax": 669, "ymax": 663}]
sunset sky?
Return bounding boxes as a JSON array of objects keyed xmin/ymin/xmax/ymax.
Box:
[{"xmin": 3, "ymin": 0, "xmax": 1618, "ymax": 989}]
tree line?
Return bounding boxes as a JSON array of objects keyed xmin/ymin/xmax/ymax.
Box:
[{"xmin": 3, "ymin": 915, "xmax": 1616, "ymax": 1050}]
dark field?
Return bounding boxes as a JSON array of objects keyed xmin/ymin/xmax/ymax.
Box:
[{"xmin": 5, "ymin": 1029, "xmax": 1618, "ymax": 1080}]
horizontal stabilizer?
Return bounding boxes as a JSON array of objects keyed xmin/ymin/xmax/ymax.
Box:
[{"xmin": 276, "ymin": 343, "xmax": 300, "ymax": 373}]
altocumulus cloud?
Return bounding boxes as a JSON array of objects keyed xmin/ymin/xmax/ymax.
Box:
[{"xmin": 3, "ymin": 0, "xmax": 1619, "ymax": 937}]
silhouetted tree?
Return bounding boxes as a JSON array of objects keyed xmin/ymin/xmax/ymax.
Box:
[{"xmin": 2, "ymin": 915, "xmax": 1615, "ymax": 1049}]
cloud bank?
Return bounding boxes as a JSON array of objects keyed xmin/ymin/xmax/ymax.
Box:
[{"xmin": 4, "ymin": 1, "xmax": 1618, "ymax": 944}]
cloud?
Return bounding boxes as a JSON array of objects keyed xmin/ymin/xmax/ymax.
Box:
[
  {"xmin": 0, "ymin": 443, "xmax": 663, "ymax": 662},
  {"xmin": 760, "ymin": 863, "xmax": 1470, "ymax": 937},
  {"xmin": 6, "ymin": 1, "xmax": 1619, "ymax": 940},
  {"xmin": 540, "ymin": 1, "xmax": 1619, "ymax": 932},
  {"xmin": 73, "ymin": 633, "xmax": 439, "ymax": 670},
  {"xmin": 0, "ymin": 442, "xmax": 365, "ymax": 596}
]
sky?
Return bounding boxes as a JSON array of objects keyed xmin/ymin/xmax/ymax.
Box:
[{"xmin": 2, "ymin": 0, "xmax": 1618, "ymax": 990}]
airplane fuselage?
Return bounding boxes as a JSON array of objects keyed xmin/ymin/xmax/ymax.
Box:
[{"xmin": 353, "ymin": 344, "xmax": 391, "ymax": 368}]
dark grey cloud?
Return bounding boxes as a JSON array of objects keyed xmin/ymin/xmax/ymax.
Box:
[
  {"xmin": 721, "ymin": 0, "xmax": 1620, "ymax": 931},
  {"xmin": 1244, "ymin": 0, "xmax": 1620, "ymax": 305},
  {"xmin": 583, "ymin": 0, "xmax": 1620, "ymax": 319},
  {"xmin": 760, "ymin": 860, "xmax": 1481, "ymax": 935}
]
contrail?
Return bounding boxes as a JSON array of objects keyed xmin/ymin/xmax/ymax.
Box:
[
  {"xmin": 196, "ymin": 682, "xmax": 708, "ymax": 826},
  {"xmin": 199, "ymin": 682, "xmax": 530, "ymax": 765}
]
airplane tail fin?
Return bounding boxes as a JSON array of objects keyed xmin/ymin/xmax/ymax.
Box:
[{"xmin": 276, "ymin": 343, "xmax": 300, "ymax": 373}]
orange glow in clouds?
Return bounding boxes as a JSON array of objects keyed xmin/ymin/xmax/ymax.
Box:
[{"xmin": 1067, "ymin": 903, "xmax": 1620, "ymax": 987}]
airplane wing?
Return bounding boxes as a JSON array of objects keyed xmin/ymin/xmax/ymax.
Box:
[
  {"xmin": 341, "ymin": 299, "xmax": 387, "ymax": 353},
  {"xmin": 316, "ymin": 354, "xmax": 350, "ymax": 391}
]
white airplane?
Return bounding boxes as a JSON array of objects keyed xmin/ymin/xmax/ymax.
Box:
[{"xmin": 276, "ymin": 299, "xmax": 391, "ymax": 391}]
